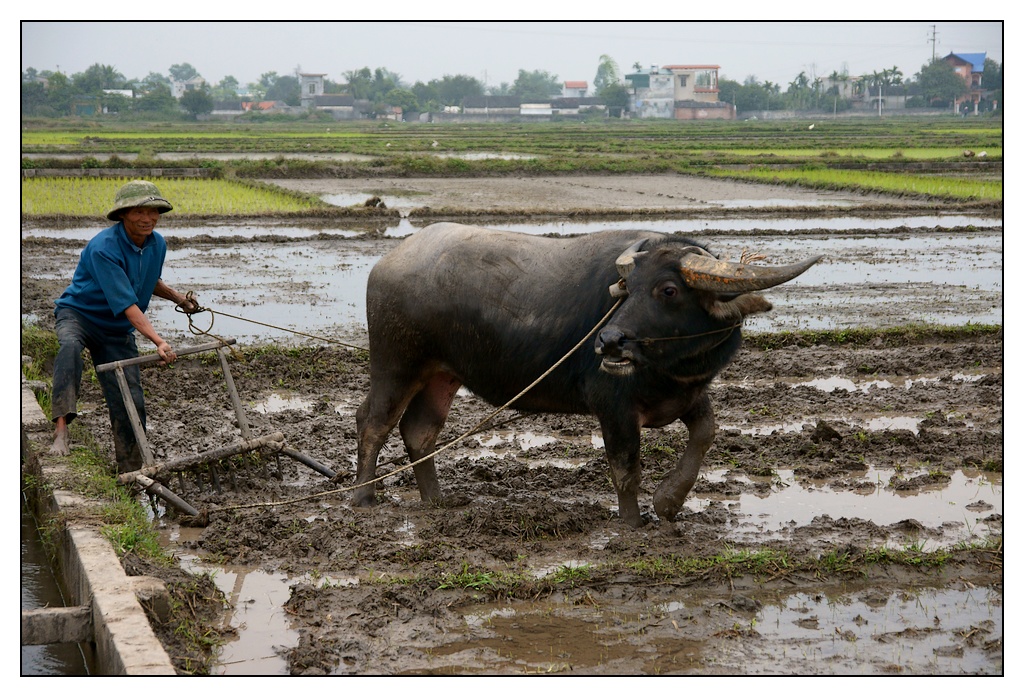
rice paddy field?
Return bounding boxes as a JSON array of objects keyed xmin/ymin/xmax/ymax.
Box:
[
  {"xmin": 20, "ymin": 118, "xmax": 1002, "ymax": 221},
  {"xmin": 20, "ymin": 177, "xmax": 328, "ymax": 217},
  {"xmin": 21, "ymin": 114, "xmax": 1003, "ymax": 676},
  {"xmin": 21, "ymin": 117, "xmax": 1001, "ymax": 163},
  {"xmin": 707, "ymin": 167, "xmax": 1002, "ymax": 201}
]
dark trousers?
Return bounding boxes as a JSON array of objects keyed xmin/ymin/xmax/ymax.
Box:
[{"xmin": 52, "ymin": 307, "xmax": 146, "ymax": 472}]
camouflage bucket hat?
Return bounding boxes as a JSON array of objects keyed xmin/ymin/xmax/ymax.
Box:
[{"xmin": 106, "ymin": 180, "xmax": 173, "ymax": 220}]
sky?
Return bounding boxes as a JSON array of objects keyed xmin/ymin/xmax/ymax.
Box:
[{"xmin": 21, "ymin": 21, "xmax": 1002, "ymax": 92}]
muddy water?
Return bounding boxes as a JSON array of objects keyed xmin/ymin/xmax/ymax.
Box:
[
  {"xmin": 21, "ymin": 213, "xmax": 999, "ymax": 240},
  {"xmin": 164, "ymin": 538, "xmax": 358, "ymax": 676},
  {"xmin": 157, "ymin": 226, "xmax": 1006, "ymax": 339},
  {"xmin": 156, "ymin": 455, "xmax": 1001, "ymax": 674},
  {"xmin": 20, "ymin": 223, "xmax": 1003, "ymax": 346},
  {"xmin": 21, "ymin": 498, "xmax": 95, "ymax": 675},
  {"xmin": 22, "ymin": 210, "xmax": 1001, "ymax": 675},
  {"xmin": 158, "ymin": 356, "xmax": 1003, "ymax": 674},
  {"xmin": 439, "ymin": 584, "xmax": 1002, "ymax": 675}
]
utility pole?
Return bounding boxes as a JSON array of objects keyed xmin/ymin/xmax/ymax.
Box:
[{"xmin": 929, "ymin": 25, "xmax": 939, "ymax": 62}]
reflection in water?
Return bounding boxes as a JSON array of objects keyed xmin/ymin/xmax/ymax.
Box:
[
  {"xmin": 23, "ymin": 218, "xmax": 1003, "ymax": 340},
  {"xmin": 22, "ymin": 214, "xmax": 999, "ymax": 241},
  {"xmin": 154, "ymin": 454, "xmax": 1000, "ymax": 675},
  {"xmin": 752, "ymin": 587, "xmax": 1002, "ymax": 673},
  {"xmin": 172, "ymin": 550, "xmax": 358, "ymax": 676},
  {"xmin": 694, "ymin": 466, "xmax": 1001, "ymax": 550},
  {"xmin": 21, "ymin": 499, "xmax": 95, "ymax": 675},
  {"xmin": 443, "ymin": 583, "xmax": 1001, "ymax": 674}
]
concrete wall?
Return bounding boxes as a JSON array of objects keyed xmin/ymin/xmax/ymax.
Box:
[{"xmin": 21, "ymin": 377, "xmax": 177, "ymax": 675}]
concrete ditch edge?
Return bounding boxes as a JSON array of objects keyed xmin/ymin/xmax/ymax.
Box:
[{"xmin": 21, "ymin": 374, "xmax": 176, "ymax": 675}]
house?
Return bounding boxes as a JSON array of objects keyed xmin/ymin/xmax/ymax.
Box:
[
  {"xmin": 71, "ymin": 96, "xmax": 101, "ymax": 117},
  {"xmin": 171, "ymin": 75, "xmax": 206, "ymax": 99},
  {"xmin": 624, "ymin": 64, "xmax": 734, "ymax": 120},
  {"xmin": 101, "ymin": 89, "xmax": 133, "ymax": 114},
  {"xmin": 299, "ymin": 73, "xmax": 328, "ymax": 109},
  {"xmin": 520, "ymin": 101, "xmax": 553, "ymax": 116},
  {"xmin": 462, "ymin": 95, "xmax": 522, "ymax": 117},
  {"xmin": 310, "ymin": 94, "xmax": 371, "ymax": 119},
  {"xmin": 211, "ymin": 100, "xmax": 246, "ymax": 117},
  {"xmin": 563, "ymin": 80, "xmax": 588, "ymax": 98},
  {"xmin": 624, "ymin": 67, "xmax": 675, "ymax": 118},
  {"xmin": 943, "ymin": 52, "xmax": 986, "ymax": 114},
  {"xmin": 823, "ymin": 75, "xmax": 860, "ymax": 100},
  {"xmin": 551, "ymin": 97, "xmax": 606, "ymax": 116},
  {"xmin": 241, "ymin": 101, "xmax": 283, "ymax": 112},
  {"xmin": 662, "ymin": 65, "xmax": 734, "ymax": 120}
]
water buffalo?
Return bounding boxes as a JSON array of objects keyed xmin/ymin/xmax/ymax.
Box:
[{"xmin": 347, "ymin": 222, "xmax": 820, "ymax": 527}]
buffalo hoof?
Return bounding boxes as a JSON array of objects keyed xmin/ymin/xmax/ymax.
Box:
[
  {"xmin": 617, "ymin": 509, "xmax": 647, "ymax": 529},
  {"xmin": 351, "ymin": 486, "xmax": 376, "ymax": 507},
  {"xmin": 653, "ymin": 498, "xmax": 682, "ymax": 524}
]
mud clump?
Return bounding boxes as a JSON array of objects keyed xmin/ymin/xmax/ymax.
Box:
[{"xmin": 69, "ymin": 326, "xmax": 997, "ymax": 674}]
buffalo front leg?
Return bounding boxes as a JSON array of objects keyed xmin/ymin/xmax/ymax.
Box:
[
  {"xmin": 399, "ymin": 372, "xmax": 461, "ymax": 503},
  {"xmin": 654, "ymin": 393, "xmax": 715, "ymax": 523},
  {"xmin": 599, "ymin": 415, "xmax": 644, "ymax": 528}
]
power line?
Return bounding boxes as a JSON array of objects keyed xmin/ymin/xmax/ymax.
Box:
[{"xmin": 929, "ymin": 24, "xmax": 940, "ymax": 62}]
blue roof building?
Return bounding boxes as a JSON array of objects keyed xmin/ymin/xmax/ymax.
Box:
[{"xmin": 943, "ymin": 52, "xmax": 989, "ymax": 114}]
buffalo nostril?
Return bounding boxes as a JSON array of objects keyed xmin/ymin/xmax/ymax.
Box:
[{"xmin": 596, "ymin": 329, "xmax": 632, "ymax": 355}]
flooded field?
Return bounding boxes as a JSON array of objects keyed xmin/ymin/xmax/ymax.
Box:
[
  {"xmin": 21, "ymin": 174, "xmax": 1002, "ymax": 675},
  {"xmin": 21, "ymin": 221, "xmax": 1003, "ymax": 346},
  {"xmin": 130, "ymin": 323, "xmax": 1002, "ymax": 675}
]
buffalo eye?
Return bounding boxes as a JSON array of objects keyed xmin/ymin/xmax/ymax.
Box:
[{"xmin": 658, "ymin": 282, "xmax": 679, "ymax": 299}]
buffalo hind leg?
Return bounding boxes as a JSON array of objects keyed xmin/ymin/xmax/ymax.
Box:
[
  {"xmin": 399, "ymin": 372, "xmax": 461, "ymax": 503},
  {"xmin": 653, "ymin": 392, "xmax": 715, "ymax": 522},
  {"xmin": 349, "ymin": 374, "xmax": 420, "ymax": 507}
]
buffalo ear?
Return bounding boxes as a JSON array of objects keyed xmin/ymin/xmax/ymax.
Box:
[
  {"xmin": 608, "ymin": 279, "xmax": 629, "ymax": 298},
  {"xmin": 698, "ymin": 291, "xmax": 773, "ymax": 321}
]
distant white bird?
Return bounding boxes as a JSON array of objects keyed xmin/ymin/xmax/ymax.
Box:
[
  {"xmin": 432, "ymin": 140, "xmax": 439, "ymax": 147},
  {"xmin": 808, "ymin": 124, "xmax": 815, "ymax": 130},
  {"xmin": 977, "ymin": 151, "xmax": 987, "ymax": 158},
  {"xmin": 386, "ymin": 143, "xmax": 391, "ymax": 147}
]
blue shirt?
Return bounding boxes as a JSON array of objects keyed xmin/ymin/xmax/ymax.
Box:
[{"xmin": 54, "ymin": 221, "xmax": 167, "ymax": 333}]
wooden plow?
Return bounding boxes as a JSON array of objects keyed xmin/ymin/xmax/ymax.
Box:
[{"xmin": 99, "ymin": 338, "xmax": 337, "ymax": 518}]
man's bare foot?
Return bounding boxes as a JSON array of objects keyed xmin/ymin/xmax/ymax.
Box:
[{"xmin": 50, "ymin": 422, "xmax": 70, "ymax": 456}]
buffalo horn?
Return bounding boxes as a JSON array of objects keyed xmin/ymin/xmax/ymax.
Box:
[
  {"xmin": 680, "ymin": 253, "xmax": 823, "ymax": 293},
  {"xmin": 614, "ymin": 240, "xmax": 649, "ymax": 278}
]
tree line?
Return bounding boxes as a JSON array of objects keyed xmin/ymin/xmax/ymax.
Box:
[
  {"xmin": 21, "ymin": 54, "xmax": 1001, "ymax": 120},
  {"xmin": 716, "ymin": 58, "xmax": 1002, "ymax": 114}
]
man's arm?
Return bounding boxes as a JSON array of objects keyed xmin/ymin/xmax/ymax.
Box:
[
  {"xmin": 153, "ymin": 280, "xmax": 198, "ymax": 312},
  {"xmin": 124, "ymin": 304, "xmax": 176, "ymax": 364}
]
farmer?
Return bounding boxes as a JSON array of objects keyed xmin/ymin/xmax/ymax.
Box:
[{"xmin": 49, "ymin": 180, "xmax": 199, "ymax": 472}]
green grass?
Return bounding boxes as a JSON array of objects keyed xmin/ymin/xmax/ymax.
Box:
[
  {"xmin": 409, "ymin": 540, "xmax": 995, "ymax": 602},
  {"xmin": 437, "ymin": 562, "xmax": 503, "ymax": 591},
  {"xmin": 21, "ymin": 176, "xmax": 333, "ymax": 217},
  {"xmin": 21, "ymin": 323, "xmax": 59, "ymax": 380},
  {"xmin": 745, "ymin": 323, "xmax": 1001, "ymax": 350},
  {"xmin": 707, "ymin": 166, "xmax": 1002, "ymax": 201},
  {"xmin": 717, "ymin": 147, "xmax": 1002, "ymax": 159},
  {"xmin": 21, "ymin": 118, "xmax": 1002, "ymax": 157}
]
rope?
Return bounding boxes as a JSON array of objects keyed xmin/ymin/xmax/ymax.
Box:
[
  {"xmin": 180, "ymin": 297, "xmax": 624, "ymax": 520},
  {"xmin": 175, "ymin": 291, "xmax": 367, "ymax": 353},
  {"xmin": 172, "ymin": 295, "xmax": 742, "ymax": 522},
  {"xmin": 639, "ymin": 322, "xmax": 741, "ymax": 346}
]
